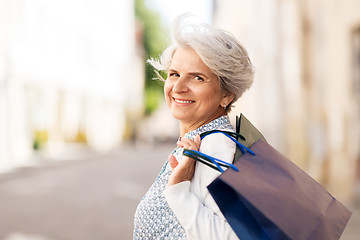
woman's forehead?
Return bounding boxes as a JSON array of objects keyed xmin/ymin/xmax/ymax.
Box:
[{"xmin": 170, "ymin": 48, "xmax": 213, "ymax": 74}]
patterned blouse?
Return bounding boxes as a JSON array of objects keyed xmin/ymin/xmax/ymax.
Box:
[{"xmin": 133, "ymin": 115, "xmax": 234, "ymax": 240}]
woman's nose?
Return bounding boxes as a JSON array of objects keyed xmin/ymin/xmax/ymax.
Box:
[{"xmin": 172, "ymin": 77, "xmax": 189, "ymax": 93}]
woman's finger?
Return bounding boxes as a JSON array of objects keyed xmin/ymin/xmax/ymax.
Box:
[
  {"xmin": 168, "ymin": 154, "xmax": 178, "ymax": 169},
  {"xmin": 194, "ymin": 135, "xmax": 201, "ymax": 146},
  {"xmin": 167, "ymin": 155, "xmax": 195, "ymax": 186},
  {"xmin": 177, "ymin": 136, "xmax": 201, "ymax": 150}
]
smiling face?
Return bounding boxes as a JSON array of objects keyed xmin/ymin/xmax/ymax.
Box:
[{"xmin": 164, "ymin": 47, "xmax": 234, "ymax": 134}]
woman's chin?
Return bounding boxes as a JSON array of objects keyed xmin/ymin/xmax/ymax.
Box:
[
  {"xmin": 169, "ymin": 111, "xmax": 193, "ymax": 122},
  {"xmin": 171, "ymin": 114, "xmax": 191, "ymax": 122}
]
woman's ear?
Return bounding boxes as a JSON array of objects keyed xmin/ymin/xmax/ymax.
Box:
[{"xmin": 222, "ymin": 92, "xmax": 235, "ymax": 107}]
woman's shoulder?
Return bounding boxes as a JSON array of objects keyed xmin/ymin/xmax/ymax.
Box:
[
  {"xmin": 199, "ymin": 128, "xmax": 236, "ymax": 161},
  {"xmin": 200, "ymin": 127, "xmax": 235, "ymax": 143}
]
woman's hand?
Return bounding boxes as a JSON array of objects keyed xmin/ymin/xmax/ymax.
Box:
[{"xmin": 167, "ymin": 135, "xmax": 201, "ymax": 187}]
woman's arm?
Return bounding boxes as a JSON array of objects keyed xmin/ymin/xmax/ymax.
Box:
[{"xmin": 164, "ymin": 132, "xmax": 239, "ymax": 240}]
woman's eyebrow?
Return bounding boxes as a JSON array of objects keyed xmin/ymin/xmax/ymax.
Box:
[
  {"xmin": 189, "ymin": 72, "xmax": 208, "ymax": 78},
  {"xmin": 168, "ymin": 69, "xmax": 208, "ymax": 78}
]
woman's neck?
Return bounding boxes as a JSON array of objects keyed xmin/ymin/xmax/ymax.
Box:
[{"xmin": 179, "ymin": 112, "xmax": 227, "ymax": 137}]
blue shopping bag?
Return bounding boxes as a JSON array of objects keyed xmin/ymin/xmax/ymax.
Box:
[
  {"xmin": 205, "ymin": 138, "xmax": 352, "ymax": 240},
  {"xmin": 183, "ymin": 114, "xmax": 352, "ymax": 240}
]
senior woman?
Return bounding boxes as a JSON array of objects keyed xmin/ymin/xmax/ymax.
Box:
[{"xmin": 134, "ymin": 15, "xmax": 254, "ymax": 240}]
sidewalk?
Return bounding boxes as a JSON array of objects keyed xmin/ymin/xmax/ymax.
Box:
[
  {"xmin": 0, "ymin": 142, "xmax": 172, "ymax": 240},
  {"xmin": 0, "ymin": 143, "xmax": 359, "ymax": 240}
]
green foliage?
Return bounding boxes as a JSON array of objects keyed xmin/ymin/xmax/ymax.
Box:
[
  {"xmin": 135, "ymin": 0, "xmax": 168, "ymax": 115},
  {"xmin": 145, "ymin": 85, "xmax": 163, "ymax": 114},
  {"xmin": 33, "ymin": 130, "xmax": 48, "ymax": 150}
]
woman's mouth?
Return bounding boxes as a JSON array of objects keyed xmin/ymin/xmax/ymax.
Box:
[{"xmin": 173, "ymin": 98, "xmax": 195, "ymax": 104}]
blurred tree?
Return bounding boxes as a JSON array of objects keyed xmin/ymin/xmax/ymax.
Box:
[
  {"xmin": 33, "ymin": 130, "xmax": 48, "ymax": 150},
  {"xmin": 135, "ymin": 0, "xmax": 168, "ymax": 115}
]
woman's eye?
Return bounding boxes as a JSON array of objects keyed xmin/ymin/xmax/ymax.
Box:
[
  {"xmin": 169, "ymin": 73, "xmax": 179, "ymax": 78},
  {"xmin": 195, "ymin": 76, "xmax": 204, "ymax": 81}
]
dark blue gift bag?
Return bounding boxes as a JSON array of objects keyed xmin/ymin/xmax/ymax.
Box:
[{"xmin": 184, "ymin": 131, "xmax": 352, "ymax": 240}]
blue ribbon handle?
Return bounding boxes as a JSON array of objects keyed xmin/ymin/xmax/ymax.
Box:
[
  {"xmin": 183, "ymin": 130, "xmax": 256, "ymax": 172},
  {"xmin": 184, "ymin": 149, "xmax": 239, "ymax": 173},
  {"xmin": 200, "ymin": 130, "xmax": 256, "ymax": 155}
]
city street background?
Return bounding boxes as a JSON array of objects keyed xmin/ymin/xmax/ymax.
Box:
[
  {"xmin": 0, "ymin": 143, "xmax": 172, "ymax": 240},
  {"xmin": 0, "ymin": 143, "xmax": 359, "ymax": 240},
  {"xmin": 1, "ymin": 0, "xmax": 360, "ymax": 239}
]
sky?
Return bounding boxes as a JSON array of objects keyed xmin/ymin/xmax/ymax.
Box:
[{"xmin": 145, "ymin": 0, "xmax": 213, "ymax": 25}]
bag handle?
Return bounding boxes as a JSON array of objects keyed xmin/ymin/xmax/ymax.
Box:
[
  {"xmin": 183, "ymin": 130, "xmax": 255, "ymax": 173},
  {"xmin": 200, "ymin": 130, "xmax": 246, "ymax": 141},
  {"xmin": 183, "ymin": 149, "xmax": 239, "ymax": 173}
]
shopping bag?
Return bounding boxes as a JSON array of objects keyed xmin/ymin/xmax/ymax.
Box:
[
  {"xmin": 233, "ymin": 113, "xmax": 266, "ymax": 161},
  {"xmin": 235, "ymin": 113, "xmax": 266, "ymax": 148},
  {"xmin": 183, "ymin": 114, "xmax": 352, "ymax": 240},
  {"xmin": 206, "ymin": 138, "xmax": 352, "ymax": 240}
]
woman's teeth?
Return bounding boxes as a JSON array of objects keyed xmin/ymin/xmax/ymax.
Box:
[{"xmin": 174, "ymin": 99, "xmax": 193, "ymax": 104}]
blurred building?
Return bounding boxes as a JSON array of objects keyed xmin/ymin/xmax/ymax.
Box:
[
  {"xmin": 0, "ymin": 0, "xmax": 144, "ymax": 172},
  {"xmin": 214, "ymin": 0, "xmax": 360, "ymax": 203}
]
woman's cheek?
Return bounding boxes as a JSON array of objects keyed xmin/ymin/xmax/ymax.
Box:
[{"xmin": 164, "ymin": 82, "xmax": 172, "ymax": 106}]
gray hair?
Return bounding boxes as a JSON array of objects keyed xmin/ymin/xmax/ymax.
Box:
[{"xmin": 148, "ymin": 15, "xmax": 254, "ymax": 111}]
